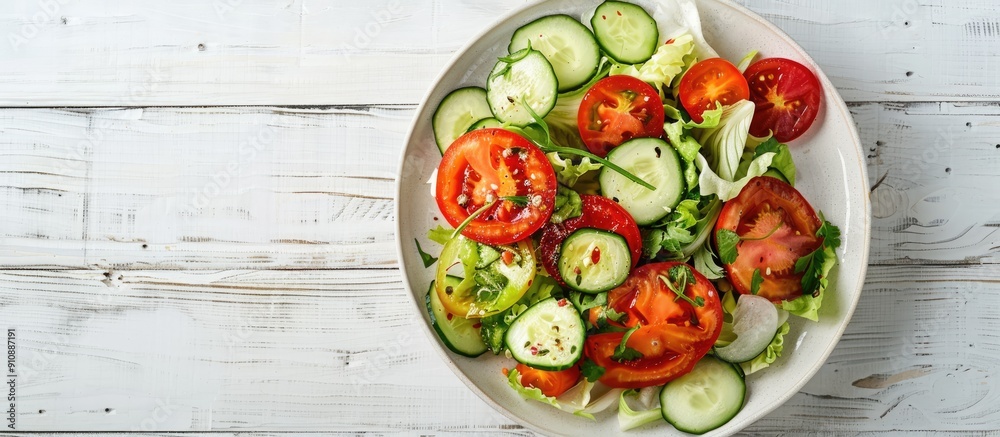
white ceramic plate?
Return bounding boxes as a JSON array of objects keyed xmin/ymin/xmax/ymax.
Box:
[{"xmin": 395, "ymin": 1, "xmax": 871, "ymax": 435}]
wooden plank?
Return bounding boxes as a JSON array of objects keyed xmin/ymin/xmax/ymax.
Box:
[
  {"xmin": 0, "ymin": 265, "xmax": 997, "ymax": 432},
  {"xmin": 3, "ymin": 101, "xmax": 1000, "ymax": 269},
  {"xmin": 0, "ymin": 106, "xmax": 407, "ymax": 269},
  {"xmin": 1, "ymin": 0, "xmax": 999, "ymax": 106}
]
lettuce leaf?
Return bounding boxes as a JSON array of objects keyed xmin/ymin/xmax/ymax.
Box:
[
  {"xmin": 695, "ymin": 99, "xmax": 756, "ymax": 181},
  {"xmin": 427, "ymin": 225, "xmax": 453, "ymax": 245},
  {"xmin": 741, "ymin": 321, "xmax": 790, "ymax": 374},
  {"xmin": 754, "ymin": 139, "xmax": 797, "ymax": 186},
  {"xmin": 781, "ymin": 243, "xmax": 837, "ymax": 321},
  {"xmin": 611, "ymin": 34, "xmax": 696, "ymax": 95},
  {"xmin": 548, "ymin": 152, "xmax": 603, "ymax": 187},
  {"xmin": 696, "ymin": 151, "xmax": 775, "ymax": 201},
  {"xmin": 507, "ymin": 368, "xmax": 560, "ymax": 408},
  {"xmin": 644, "ymin": 0, "xmax": 720, "ymax": 61}
]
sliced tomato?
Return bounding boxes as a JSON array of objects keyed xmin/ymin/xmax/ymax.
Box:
[
  {"xmin": 539, "ymin": 195, "xmax": 642, "ymax": 285},
  {"xmin": 515, "ymin": 363, "xmax": 581, "ymax": 398},
  {"xmin": 435, "ymin": 128, "xmax": 557, "ymax": 245},
  {"xmin": 584, "ymin": 262, "xmax": 723, "ymax": 389},
  {"xmin": 714, "ymin": 176, "xmax": 823, "ymax": 302},
  {"xmin": 678, "ymin": 58, "xmax": 749, "ymax": 123},
  {"xmin": 744, "ymin": 58, "xmax": 822, "ymax": 142},
  {"xmin": 577, "ymin": 75, "xmax": 665, "ymax": 157}
]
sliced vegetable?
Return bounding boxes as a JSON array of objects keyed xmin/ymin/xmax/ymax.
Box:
[
  {"xmin": 509, "ymin": 15, "xmax": 601, "ymax": 92},
  {"xmin": 487, "ymin": 48, "xmax": 559, "ymax": 126},
  {"xmin": 744, "ymin": 57, "xmax": 822, "ymax": 142},
  {"xmin": 713, "ymin": 294, "xmax": 779, "ymax": 363},
  {"xmin": 591, "ymin": 1, "xmax": 659, "ymax": 64},
  {"xmin": 505, "ymin": 297, "xmax": 587, "ymax": 370},
  {"xmin": 678, "ymin": 58, "xmax": 750, "ymax": 124},
  {"xmin": 577, "ymin": 75, "xmax": 665, "ymax": 157},
  {"xmin": 435, "ymin": 128, "xmax": 557, "ymax": 245},
  {"xmin": 426, "ymin": 276, "xmax": 488, "ymax": 357},
  {"xmin": 435, "ymin": 235, "xmax": 536, "ymax": 318},
  {"xmin": 659, "ymin": 355, "xmax": 745, "ymax": 434},
  {"xmin": 515, "ymin": 363, "xmax": 582, "ymax": 398},
  {"xmin": 433, "ymin": 87, "xmax": 494, "ymax": 153},
  {"xmin": 599, "ymin": 138, "xmax": 684, "ymax": 226},
  {"xmin": 558, "ymin": 228, "xmax": 632, "ymax": 294}
]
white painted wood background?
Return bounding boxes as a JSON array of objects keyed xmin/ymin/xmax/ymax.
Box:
[{"xmin": 1, "ymin": 0, "xmax": 998, "ymax": 434}]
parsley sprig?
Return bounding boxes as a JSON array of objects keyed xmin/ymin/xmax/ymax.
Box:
[
  {"xmin": 794, "ymin": 212, "xmax": 842, "ymax": 297},
  {"xmin": 658, "ymin": 264, "xmax": 705, "ymax": 307},
  {"xmin": 612, "ymin": 324, "xmax": 644, "ymax": 362}
]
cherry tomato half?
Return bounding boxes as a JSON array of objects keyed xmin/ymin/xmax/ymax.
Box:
[
  {"xmin": 435, "ymin": 128, "xmax": 557, "ymax": 245},
  {"xmin": 515, "ymin": 363, "xmax": 581, "ymax": 398},
  {"xmin": 577, "ymin": 75, "xmax": 665, "ymax": 157},
  {"xmin": 584, "ymin": 262, "xmax": 723, "ymax": 389},
  {"xmin": 744, "ymin": 58, "xmax": 822, "ymax": 142},
  {"xmin": 678, "ymin": 58, "xmax": 749, "ymax": 124},
  {"xmin": 539, "ymin": 195, "xmax": 643, "ymax": 285},
  {"xmin": 714, "ymin": 176, "xmax": 823, "ymax": 302}
]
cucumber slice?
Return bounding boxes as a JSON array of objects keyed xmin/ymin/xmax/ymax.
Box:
[
  {"xmin": 591, "ymin": 1, "xmax": 659, "ymax": 64},
  {"xmin": 599, "ymin": 138, "xmax": 684, "ymax": 225},
  {"xmin": 557, "ymin": 228, "xmax": 631, "ymax": 294},
  {"xmin": 467, "ymin": 117, "xmax": 503, "ymax": 132},
  {"xmin": 504, "ymin": 297, "xmax": 585, "ymax": 370},
  {"xmin": 659, "ymin": 356, "xmax": 745, "ymax": 434},
  {"xmin": 487, "ymin": 48, "xmax": 558, "ymax": 126},
  {"xmin": 509, "ymin": 15, "xmax": 601, "ymax": 92},
  {"xmin": 426, "ymin": 277, "xmax": 488, "ymax": 358},
  {"xmin": 432, "ymin": 87, "xmax": 494, "ymax": 154}
]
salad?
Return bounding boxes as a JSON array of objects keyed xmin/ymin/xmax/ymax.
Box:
[{"xmin": 415, "ymin": 0, "xmax": 841, "ymax": 433}]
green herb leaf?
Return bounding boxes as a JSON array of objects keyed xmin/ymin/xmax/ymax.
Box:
[
  {"xmin": 612, "ymin": 324, "xmax": 645, "ymax": 362},
  {"xmin": 659, "ymin": 268, "xmax": 705, "ymax": 308},
  {"xmin": 716, "ymin": 229, "xmax": 740, "ymax": 264},
  {"xmin": 414, "ymin": 239, "xmax": 438, "ymax": 268},
  {"xmin": 750, "ymin": 269, "xmax": 763, "ymax": 295},
  {"xmin": 501, "ymin": 195, "xmax": 530, "ymax": 207},
  {"xmin": 793, "ymin": 212, "xmax": 842, "ymax": 303},
  {"xmin": 580, "ymin": 359, "xmax": 606, "ymax": 382}
]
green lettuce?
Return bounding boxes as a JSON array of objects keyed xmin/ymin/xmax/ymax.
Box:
[
  {"xmin": 741, "ymin": 321, "xmax": 790, "ymax": 374},
  {"xmin": 696, "ymin": 151, "xmax": 775, "ymax": 201},
  {"xmin": 610, "ymin": 34, "xmax": 696, "ymax": 95},
  {"xmin": 548, "ymin": 152, "xmax": 603, "ymax": 187},
  {"xmin": 781, "ymin": 243, "xmax": 837, "ymax": 321}
]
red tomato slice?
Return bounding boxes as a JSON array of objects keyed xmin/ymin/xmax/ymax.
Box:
[
  {"xmin": 678, "ymin": 58, "xmax": 749, "ymax": 123},
  {"xmin": 515, "ymin": 363, "xmax": 581, "ymax": 398},
  {"xmin": 744, "ymin": 58, "xmax": 822, "ymax": 142},
  {"xmin": 577, "ymin": 75, "xmax": 665, "ymax": 157},
  {"xmin": 539, "ymin": 195, "xmax": 642, "ymax": 285},
  {"xmin": 435, "ymin": 129, "xmax": 557, "ymax": 245},
  {"xmin": 584, "ymin": 262, "xmax": 723, "ymax": 389},
  {"xmin": 714, "ymin": 176, "xmax": 823, "ymax": 302}
]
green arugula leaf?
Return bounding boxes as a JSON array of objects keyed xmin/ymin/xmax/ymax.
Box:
[
  {"xmin": 613, "ymin": 324, "xmax": 644, "ymax": 362},
  {"xmin": 716, "ymin": 229, "xmax": 740, "ymax": 264},
  {"xmin": 580, "ymin": 358, "xmax": 606, "ymax": 382},
  {"xmin": 750, "ymin": 269, "xmax": 763, "ymax": 295},
  {"xmin": 414, "ymin": 239, "xmax": 438, "ymax": 268}
]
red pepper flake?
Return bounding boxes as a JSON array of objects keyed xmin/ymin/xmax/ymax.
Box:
[
  {"xmin": 502, "ymin": 367, "xmax": 509, "ymax": 376},
  {"xmin": 591, "ymin": 246, "xmax": 601, "ymax": 265},
  {"xmin": 665, "ymin": 38, "xmax": 675, "ymax": 45},
  {"xmin": 601, "ymin": 15, "xmax": 606, "ymax": 20},
  {"xmin": 616, "ymin": 10, "xmax": 622, "ymax": 16},
  {"xmin": 558, "ymin": 299, "xmax": 569, "ymax": 307},
  {"xmin": 530, "ymin": 346, "xmax": 539, "ymax": 355},
  {"xmin": 501, "ymin": 250, "xmax": 514, "ymax": 265},
  {"xmin": 446, "ymin": 313, "xmax": 454, "ymax": 321},
  {"xmin": 472, "ymin": 322, "xmax": 482, "ymax": 329}
]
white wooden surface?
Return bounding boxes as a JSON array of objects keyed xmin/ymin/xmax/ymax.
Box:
[{"xmin": 1, "ymin": 0, "xmax": 998, "ymax": 435}]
